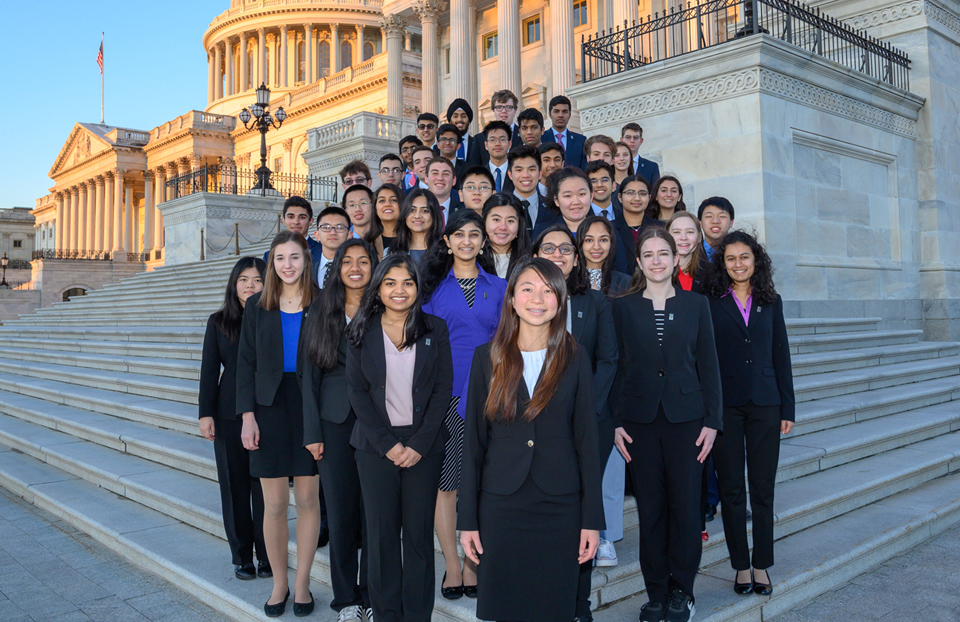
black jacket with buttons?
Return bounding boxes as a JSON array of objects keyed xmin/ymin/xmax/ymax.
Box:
[{"xmin": 610, "ymin": 289, "xmax": 723, "ymax": 430}]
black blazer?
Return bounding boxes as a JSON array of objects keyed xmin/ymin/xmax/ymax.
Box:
[
  {"xmin": 199, "ymin": 314, "xmax": 241, "ymax": 420},
  {"xmin": 613, "ymin": 209, "xmax": 664, "ymax": 275},
  {"xmin": 610, "ymin": 290, "xmax": 723, "ymax": 430},
  {"xmin": 606, "ymin": 270, "xmax": 632, "ymax": 296},
  {"xmin": 709, "ymin": 294, "xmax": 795, "ymax": 421},
  {"xmin": 236, "ymin": 292, "xmax": 312, "ymax": 414},
  {"xmin": 301, "ymin": 320, "xmax": 352, "ymax": 445},
  {"xmin": 571, "ymin": 290, "xmax": 618, "ymax": 422},
  {"xmin": 346, "ymin": 313, "xmax": 453, "ymax": 458},
  {"xmin": 459, "ymin": 343, "xmax": 605, "ymax": 531},
  {"xmin": 474, "ymin": 130, "xmax": 523, "ymax": 166}
]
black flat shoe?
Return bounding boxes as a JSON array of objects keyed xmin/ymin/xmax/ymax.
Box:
[
  {"xmin": 704, "ymin": 504, "xmax": 717, "ymax": 522},
  {"xmin": 734, "ymin": 570, "xmax": 753, "ymax": 595},
  {"xmin": 264, "ymin": 589, "xmax": 290, "ymax": 618},
  {"xmin": 318, "ymin": 524, "xmax": 329, "ymax": 548},
  {"xmin": 463, "ymin": 583, "xmax": 477, "ymax": 598},
  {"xmin": 440, "ymin": 571, "xmax": 463, "ymax": 600},
  {"xmin": 293, "ymin": 591, "xmax": 315, "ymax": 617},
  {"xmin": 235, "ymin": 563, "xmax": 256, "ymax": 580},
  {"xmin": 753, "ymin": 570, "xmax": 773, "ymax": 595},
  {"xmin": 258, "ymin": 561, "xmax": 273, "ymax": 578}
]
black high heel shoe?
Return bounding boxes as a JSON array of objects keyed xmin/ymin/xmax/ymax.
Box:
[
  {"xmin": 753, "ymin": 569, "xmax": 773, "ymax": 596},
  {"xmin": 441, "ymin": 571, "xmax": 464, "ymax": 600},
  {"xmin": 734, "ymin": 570, "xmax": 753, "ymax": 595},
  {"xmin": 293, "ymin": 591, "xmax": 315, "ymax": 617},
  {"xmin": 264, "ymin": 589, "xmax": 290, "ymax": 618}
]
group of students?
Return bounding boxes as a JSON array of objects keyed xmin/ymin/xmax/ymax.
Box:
[{"xmin": 198, "ymin": 95, "xmax": 795, "ymax": 622}]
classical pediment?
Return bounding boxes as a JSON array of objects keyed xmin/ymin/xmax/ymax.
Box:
[{"xmin": 49, "ymin": 123, "xmax": 115, "ymax": 178}]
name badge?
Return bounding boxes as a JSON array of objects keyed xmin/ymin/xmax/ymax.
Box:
[
  {"xmin": 484, "ymin": 292, "xmax": 488, "ymax": 299},
  {"xmin": 668, "ymin": 313, "xmax": 674, "ymax": 321},
  {"xmin": 578, "ymin": 311, "xmax": 583, "ymax": 318},
  {"xmin": 756, "ymin": 307, "xmax": 761, "ymax": 314},
  {"xmin": 425, "ymin": 338, "xmax": 431, "ymax": 346}
]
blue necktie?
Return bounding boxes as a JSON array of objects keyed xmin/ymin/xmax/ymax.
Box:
[
  {"xmin": 495, "ymin": 168, "xmax": 502, "ymax": 192},
  {"xmin": 457, "ymin": 139, "xmax": 466, "ymax": 160}
]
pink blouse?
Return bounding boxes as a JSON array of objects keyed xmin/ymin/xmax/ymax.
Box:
[{"xmin": 383, "ymin": 330, "xmax": 416, "ymax": 427}]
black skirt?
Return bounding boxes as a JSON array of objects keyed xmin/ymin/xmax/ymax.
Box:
[
  {"xmin": 249, "ymin": 373, "xmax": 318, "ymax": 478},
  {"xmin": 476, "ymin": 474, "xmax": 581, "ymax": 622}
]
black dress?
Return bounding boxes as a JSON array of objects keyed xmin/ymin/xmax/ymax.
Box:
[{"xmin": 460, "ymin": 343, "xmax": 604, "ymax": 622}]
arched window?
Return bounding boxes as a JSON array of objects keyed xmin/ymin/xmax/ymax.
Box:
[
  {"xmin": 340, "ymin": 41, "xmax": 352, "ymax": 70},
  {"xmin": 63, "ymin": 287, "xmax": 87, "ymax": 302},
  {"xmin": 363, "ymin": 41, "xmax": 374, "ymax": 61},
  {"xmin": 297, "ymin": 40, "xmax": 305, "ymax": 82},
  {"xmin": 247, "ymin": 48, "xmax": 255, "ymax": 87},
  {"xmin": 319, "ymin": 40, "xmax": 330, "ymax": 77}
]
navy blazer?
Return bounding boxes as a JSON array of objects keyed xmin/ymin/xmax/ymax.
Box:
[
  {"xmin": 543, "ymin": 128, "xmax": 587, "ymax": 170},
  {"xmin": 199, "ymin": 315, "xmax": 241, "ymax": 420},
  {"xmin": 634, "ymin": 156, "xmax": 661, "ymax": 185},
  {"xmin": 459, "ymin": 343, "xmax": 605, "ymax": 531},
  {"xmin": 708, "ymin": 293, "xmax": 795, "ymax": 421},
  {"xmin": 474, "ymin": 129, "xmax": 523, "ymax": 166},
  {"xmin": 571, "ymin": 290, "xmax": 619, "ymax": 422},
  {"xmin": 301, "ymin": 298, "xmax": 353, "ymax": 445},
  {"xmin": 610, "ymin": 290, "xmax": 723, "ymax": 430},
  {"xmin": 459, "ymin": 133, "xmax": 483, "ymax": 166},
  {"xmin": 346, "ymin": 313, "xmax": 453, "ymax": 458},
  {"xmin": 613, "ymin": 209, "xmax": 663, "ymax": 275}
]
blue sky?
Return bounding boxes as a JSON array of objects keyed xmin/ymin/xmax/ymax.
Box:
[{"xmin": 1, "ymin": 0, "xmax": 227, "ymax": 208}]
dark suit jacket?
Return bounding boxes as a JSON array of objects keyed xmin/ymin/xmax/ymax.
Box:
[
  {"xmin": 606, "ymin": 271, "xmax": 632, "ymax": 296},
  {"xmin": 543, "ymin": 128, "xmax": 587, "ymax": 170},
  {"xmin": 571, "ymin": 290, "xmax": 619, "ymax": 422},
  {"xmin": 708, "ymin": 294, "xmax": 795, "ymax": 421},
  {"xmin": 199, "ymin": 314, "xmax": 241, "ymax": 420},
  {"xmin": 515, "ymin": 192, "xmax": 561, "ymax": 236},
  {"xmin": 613, "ymin": 209, "xmax": 664, "ymax": 275},
  {"xmin": 460, "ymin": 134, "xmax": 483, "ymax": 166},
  {"xmin": 301, "ymin": 319, "xmax": 352, "ymax": 445},
  {"xmin": 459, "ymin": 343, "xmax": 605, "ymax": 531},
  {"xmin": 236, "ymin": 292, "xmax": 311, "ymax": 414},
  {"xmin": 610, "ymin": 290, "xmax": 723, "ymax": 430},
  {"xmin": 634, "ymin": 156, "xmax": 661, "ymax": 185},
  {"xmin": 346, "ymin": 313, "xmax": 453, "ymax": 458}
]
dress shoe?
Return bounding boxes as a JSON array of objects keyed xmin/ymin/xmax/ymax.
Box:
[
  {"xmin": 440, "ymin": 571, "xmax": 463, "ymax": 600},
  {"xmin": 235, "ymin": 563, "xmax": 256, "ymax": 580},
  {"xmin": 704, "ymin": 504, "xmax": 717, "ymax": 522},
  {"xmin": 733, "ymin": 570, "xmax": 753, "ymax": 595},
  {"xmin": 258, "ymin": 560, "xmax": 273, "ymax": 578},
  {"xmin": 463, "ymin": 583, "xmax": 477, "ymax": 598},
  {"xmin": 264, "ymin": 589, "xmax": 290, "ymax": 618},
  {"xmin": 753, "ymin": 569, "xmax": 773, "ymax": 595},
  {"xmin": 294, "ymin": 591, "xmax": 315, "ymax": 617},
  {"xmin": 318, "ymin": 523, "xmax": 330, "ymax": 548}
]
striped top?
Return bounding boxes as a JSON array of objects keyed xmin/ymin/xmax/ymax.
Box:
[
  {"xmin": 654, "ymin": 310, "xmax": 665, "ymax": 344},
  {"xmin": 457, "ymin": 277, "xmax": 477, "ymax": 308}
]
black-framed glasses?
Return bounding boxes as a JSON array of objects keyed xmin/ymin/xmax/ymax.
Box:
[
  {"xmin": 417, "ymin": 123, "xmax": 437, "ymax": 130},
  {"xmin": 539, "ymin": 243, "xmax": 576, "ymax": 256},
  {"xmin": 318, "ymin": 224, "xmax": 350, "ymax": 233}
]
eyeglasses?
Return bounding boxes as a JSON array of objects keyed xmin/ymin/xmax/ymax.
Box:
[
  {"xmin": 344, "ymin": 177, "xmax": 368, "ymax": 185},
  {"xmin": 379, "ymin": 166, "xmax": 403, "ymax": 175},
  {"xmin": 463, "ymin": 184, "xmax": 493, "ymax": 193},
  {"xmin": 493, "ymin": 105, "xmax": 516, "ymax": 112},
  {"xmin": 400, "ymin": 146, "xmax": 417, "ymax": 153},
  {"xmin": 318, "ymin": 224, "xmax": 350, "ymax": 233},
  {"xmin": 621, "ymin": 190, "xmax": 649, "ymax": 198},
  {"xmin": 417, "ymin": 123, "xmax": 437, "ymax": 130},
  {"xmin": 345, "ymin": 200, "xmax": 372, "ymax": 209},
  {"xmin": 437, "ymin": 136, "xmax": 459, "ymax": 144},
  {"xmin": 539, "ymin": 243, "xmax": 576, "ymax": 256},
  {"xmin": 590, "ymin": 177, "xmax": 612, "ymax": 185},
  {"xmin": 486, "ymin": 137, "xmax": 510, "ymax": 144}
]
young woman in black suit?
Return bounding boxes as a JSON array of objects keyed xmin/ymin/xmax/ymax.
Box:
[
  {"xmin": 703, "ymin": 231, "xmax": 795, "ymax": 596},
  {"xmin": 199, "ymin": 256, "xmax": 269, "ymax": 581},
  {"xmin": 345, "ymin": 253, "xmax": 453, "ymax": 622},
  {"xmin": 302, "ymin": 239, "xmax": 378, "ymax": 622},
  {"xmin": 532, "ymin": 226, "xmax": 618, "ymax": 619},
  {"xmin": 483, "ymin": 193, "xmax": 531, "ymax": 280},
  {"xmin": 460, "ymin": 256, "xmax": 604, "ymax": 622},
  {"xmin": 611, "ymin": 227, "xmax": 722, "ymax": 622},
  {"xmin": 577, "ymin": 215, "xmax": 632, "ymax": 296},
  {"xmin": 238, "ymin": 231, "xmax": 320, "ymax": 617}
]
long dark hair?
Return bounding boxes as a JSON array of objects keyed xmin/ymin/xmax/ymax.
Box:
[
  {"xmin": 303, "ymin": 239, "xmax": 378, "ymax": 369},
  {"xmin": 576, "ymin": 216, "xmax": 617, "ymax": 295},
  {"xmin": 373, "ymin": 183, "xmax": 404, "ymax": 236},
  {"xmin": 212, "ymin": 256, "xmax": 266, "ymax": 341},
  {"xmin": 485, "ymin": 257, "xmax": 575, "ymax": 423},
  {"xmin": 420, "ymin": 210, "xmax": 496, "ymax": 299},
  {"xmin": 260, "ymin": 231, "xmax": 317, "ymax": 311},
  {"xmin": 482, "ymin": 193, "xmax": 531, "ymax": 279},
  {"xmin": 620, "ymin": 227, "xmax": 681, "ymax": 296},
  {"xmin": 704, "ymin": 230, "xmax": 778, "ymax": 305},
  {"xmin": 347, "ymin": 253, "xmax": 431, "ymax": 350},
  {"xmin": 532, "ymin": 225, "xmax": 588, "ymax": 296},
  {"xmin": 646, "ymin": 175, "xmax": 687, "ymax": 220},
  {"xmin": 391, "ymin": 188, "xmax": 445, "ymax": 253}
]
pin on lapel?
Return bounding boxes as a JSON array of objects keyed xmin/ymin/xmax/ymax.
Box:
[
  {"xmin": 484, "ymin": 292, "xmax": 488, "ymax": 299},
  {"xmin": 757, "ymin": 307, "xmax": 761, "ymax": 313},
  {"xmin": 669, "ymin": 313, "xmax": 674, "ymax": 321},
  {"xmin": 578, "ymin": 311, "xmax": 583, "ymax": 318},
  {"xmin": 426, "ymin": 338, "xmax": 431, "ymax": 346}
]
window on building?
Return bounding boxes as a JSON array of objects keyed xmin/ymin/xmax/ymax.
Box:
[
  {"xmin": 482, "ymin": 32, "xmax": 498, "ymax": 61},
  {"xmin": 248, "ymin": 49, "xmax": 255, "ymax": 86},
  {"xmin": 274, "ymin": 157, "xmax": 283, "ymax": 173},
  {"xmin": 523, "ymin": 16, "xmax": 541, "ymax": 46},
  {"xmin": 319, "ymin": 41, "xmax": 331, "ymax": 77},
  {"xmin": 298, "ymin": 40, "xmax": 305, "ymax": 82},
  {"xmin": 574, "ymin": 0, "xmax": 588, "ymax": 27},
  {"xmin": 13, "ymin": 240, "xmax": 22, "ymax": 248},
  {"xmin": 444, "ymin": 47, "xmax": 451, "ymax": 74},
  {"xmin": 363, "ymin": 41, "xmax": 374, "ymax": 61},
  {"xmin": 340, "ymin": 41, "xmax": 352, "ymax": 70}
]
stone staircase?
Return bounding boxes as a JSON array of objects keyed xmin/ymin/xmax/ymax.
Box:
[{"xmin": 0, "ymin": 255, "xmax": 957, "ymax": 622}]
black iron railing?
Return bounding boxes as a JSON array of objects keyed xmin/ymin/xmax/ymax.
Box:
[
  {"xmin": 7, "ymin": 259, "xmax": 31, "ymax": 270},
  {"xmin": 581, "ymin": 0, "xmax": 910, "ymax": 90},
  {"xmin": 32, "ymin": 249, "xmax": 113, "ymax": 261},
  {"xmin": 164, "ymin": 165, "xmax": 339, "ymax": 204}
]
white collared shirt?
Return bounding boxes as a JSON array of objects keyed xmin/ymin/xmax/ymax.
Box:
[
  {"xmin": 488, "ymin": 161, "xmax": 509, "ymax": 191},
  {"xmin": 515, "ymin": 190, "xmax": 540, "ymax": 226},
  {"xmin": 316, "ymin": 253, "xmax": 335, "ymax": 288},
  {"xmin": 591, "ymin": 203, "xmax": 615, "ymax": 221}
]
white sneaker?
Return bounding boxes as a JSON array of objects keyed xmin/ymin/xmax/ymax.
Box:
[
  {"xmin": 365, "ymin": 607, "xmax": 374, "ymax": 622},
  {"xmin": 595, "ymin": 538, "xmax": 618, "ymax": 567},
  {"xmin": 338, "ymin": 605, "xmax": 363, "ymax": 622}
]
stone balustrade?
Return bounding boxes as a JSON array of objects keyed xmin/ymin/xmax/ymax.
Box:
[{"xmin": 303, "ymin": 111, "xmax": 416, "ymax": 179}]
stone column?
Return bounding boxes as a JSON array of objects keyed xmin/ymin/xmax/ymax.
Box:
[
  {"xmin": 257, "ymin": 28, "xmax": 266, "ymax": 86},
  {"xmin": 414, "ymin": 0, "xmax": 445, "ymax": 114},
  {"xmin": 280, "ymin": 25, "xmax": 289, "ymax": 87},
  {"xmin": 113, "ymin": 171, "xmax": 124, "ymax": 252},
  {"xmin": 240, "ymin": 33, "xmax": 249, "ymax": 92},
  {"xmin": 498, "ymin": 0, "xmax": 522, "ymax": 99},
  {"xmin": 70, "ymin": 187, "xmax": 80, "ymax": 250},
  {"xmin": 94, "ymin": 176, "xmax": 105, "ymax": 251},
  {"xmin": 154, "ymin": 167, "xmax": 166, "ymax": 252},
  {"xmin": 613, "ymin": 0, "xmax": 639, "ymax": 32},
  {"xmin": 78, "ymin": 183, "xmax": 88, "ymax": 252},
  {"xmin": 551, "ymin": 0, "xmax": 576, "ymax": 98},
  {"xmin": 355, "ymin": 25, "xmax": 364, "ymax": 66},
  {"xmin": 381, "ymin": 15, "xmax": 406, "ymax": 117},
  {"xmin": 226, "ymin": 38, "xmax": 235, "ymax": 96},
  {"xmin": 381, "ymin": 28, "xmax": 386, "ymax": 53},
  {"xmin": 143, "ymin": 171, "xmax": 154, "ymax": 255},
  {"xmin": 55, "ymin": 193, "xmax": 64, "ymax": 251},
  {"xmin": 105, "ymin": 174, "xmax": 114, "ymax": 251},
  {"xmin": 405, "ymin": 31, "xmax": 411, "ymax": 51},
  {"xmin": 123, "ymin": 183, "xmax": 133, "ymax": 253},
  {"xmin": 468, "ymin": 0, "xmax": 478, "ymax": 131},
  {"xmin": 306, "ymin": 24, "xmax": 314, "ymax": 83},
  {"xmin": 450, "ymin": 0, "xmax": 471, "ymax": 105},
  {"xmin": 214, "ymin": 42, "xmax": 223, "ymax": 100},
  {"xmin": 207, "ymin": 52, "xmax": 215, "ymax": 104},
  {"xmin": 332, "ymin": 24, "xmax": 340, "ymax": 73}
]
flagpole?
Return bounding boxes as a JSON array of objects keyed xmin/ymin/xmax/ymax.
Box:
[{"xmin": 101, "ymin": 32, "xmax": 105, "ymax": 124}]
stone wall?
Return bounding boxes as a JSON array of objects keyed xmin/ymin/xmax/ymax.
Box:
[
  {"xmin": 29, "ymin": 259, "xmax": 144, "ymax": 309},
  {"xmin": 0, "ymin": 289, "xmax": 40, "ymax": 324}
]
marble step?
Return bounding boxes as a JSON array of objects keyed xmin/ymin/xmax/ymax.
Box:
[
  {"xmin": 0, "ymin": 336, "xmax": 202, "ymax": 360},
  {"xmin": 782, "ymin": 317, "xmax": 880, "ymax": 335},
  {"xmin": 5, "ymin": 315, "xmax": 211, "ymax": 327},
  {"xmin": 790, "ymin": 341, "xmax": 960, "ymax": 376},
  {"xmin": 791, "ymin": 355, "xmax": 960, "ymax": 402},
  {"xmin": 0, "ymin": 346, "xmax": 201, "ymax": 380},
  {"xmin": 789, "ymin": 329, "xmax": 922, "ymax": 354},
  {"xmin": 36, "ymin": 297, "xmax": 223, "ymax": 315},
  {"xmin": 592, "ymin": 472, "xmax": 960, "ymax": 621},
  {"xmin": 0, "ymin": 325, "xmax": 206, "ymax": 344}
]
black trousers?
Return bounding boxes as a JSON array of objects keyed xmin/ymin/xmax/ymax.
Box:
[
  {"xmin": 623, "ymin": 407, "xmax": 704, "ymax": 604},
  {"xmin": 355, "ymin": 440, "xmax": 443, "ymax": 622},
  {"xmin": 318, "ymin": 415, "xmax": 368, "ymax": 611},
  {"xmin": 212, "ymin": 416, "xmax": 266, "ymax": 566},
  {"xmin": 576, "ymin": 415, "xmax": 615, "ymax": 618},
  {"xmin": 712, "ymin": 402, "xmax": 781, "ymax": 570}
]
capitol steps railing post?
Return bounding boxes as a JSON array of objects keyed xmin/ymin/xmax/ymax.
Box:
[
  {"xmin": 200, "ymin": 228, "xmax": 205, "ymax": 261},
  {"xmin": 235, "ymin": 223, "xmax": 240, "ymax": 256}
]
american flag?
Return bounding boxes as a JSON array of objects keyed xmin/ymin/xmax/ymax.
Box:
[{"xmin": 97, "ymin": 41, "xmax": 104, "ymax": 74}]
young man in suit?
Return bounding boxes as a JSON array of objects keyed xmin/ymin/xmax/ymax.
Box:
[
  {"xmin": 416, "ymin": 113, "xmax": 440, "ymax": 150},
  {"xmin": 508, "ymin": 145, "xmax": 561, "ymax": 235},
  {"xmin": 436, "ymin": 123, "xmax": 469, "ymax": 183},
  {"xmin": 474, "ymin": 90, "xmax": 524, "ymax": 164},
  {"xmin": 446, "ymin": 98, "xmax": 482, "ymax": 165},
  {"xmin": 314, "ymin": 206, "xmax": 351, "ymax": 288},
  {"xmin": 543, "ymin": 95, "xmax": 586, "ymax": 169},
  {"xmin": 586, "ymin": 161, "xmax": 632, "ymax": 275},
  {"xmin": 263, "ymin": 196, "xmax": 324, "ymax": 273},
  {"xmin": 426, "ymin": 158, "xmax": 463, "ymax": 225},
  {"xmin": 410, "ymin": 146, "xmax": 435, "ymax": 192},
  {"xmin": 339, "ymin": 160, "xmax": 373, "ymax": 192},
  {"xmin": 458, "ymin": 166, "xmax": 495, "ymax": 214},
  {"xmin": 484, "ymin": 121, "xmax": 514, "ymax": 194},
  {"xmin": 398, "ymin": 135, "xmax": 423, "ymax": 191},
  {"xmin": 377, "ymin": 154, "xmax": 405, "ymax": 188},
  {"xmin": 621, "ymin": 123, "xmax": 660, "ymax": 185},
  {"xmin": 539, "ymin": 142, "xmax": 565, "ymax": 197},
  {"xmin": 517, "ymin": 108, "xmax": 545, "ymax": 148},
  {"xmin": 697, "ymin": 197, "xmax": 735, "ymax": 261},
  {"xmin": 585, "ymin": 135, "xmax": 617, "ymax": 165}
]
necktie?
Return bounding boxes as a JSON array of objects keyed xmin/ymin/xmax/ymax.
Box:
[
  {"xmin": 457, "ymin": 139, "xmax": 466, "ymax": 160},
  {"xmin": 601, "ymin": 209, "xmax": 609, "ymax": 220},
  {"xmin": 321, "ymin": 261, "xmax": 333, "ymax": 287},
  {"xmin": 405, "ymin": 171, "xmax": 416, "ymax": 189},
  {"xmin": 558, "ymin": 132, "xmax": 565, "ymax": 149},
  {"xmin": 495, "ymin": 168, "xmax": 502, "ymax": 192}
]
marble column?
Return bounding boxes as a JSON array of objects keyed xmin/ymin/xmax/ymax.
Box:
[
  {"xmin": 381, "ymin": 14, "xmax": 406, "ymax": 117},
  {"xmin": 71, "ymin": 187, "xmax": 80, "ymax": 250},
  {"xmin": 355, "ymin": 25, "xmax": 364, "ymax": 66},
  {"xmin": 306, "ymin": 24, "xmax": 314, "ymax": 83},
  {"xmin": 214, "ymin": 42, "xmax": 223, "ymax": 100},
  {"xmin": 207, "ymin": 53, "xmax": 215, "ymax": 104},
  {"xmin": 332, "ymin": 24, "xmax": 340, "ymax": 73},
  {"xmin": 240, "ymin": 33, "xmax": 249, "ymax": 92},
  {"xmin": 414, "ymin": 0, "xmax": 445, "ymax": 114},
  {"xmin": 405, "ymin": 31, "xmax": 411, "ymax": 51},
  {"xmin": 381, "ymin": 28, "xmax": 386, "ymax": 54},
  {"xmin": 551, "ymin": 0, "xmax": 576, "ymax": 98},
  {"xmin": 143, "ymin": 171, "xmax": 154, "ymax": 255},
  {"xmin": 257, "ymin": 28, "xmax": 266, "ymax": 86},
  {"xmin": 280, "ymin": 25, "xmax": 289, "ymax": 87},
  {"xmin": 94, "ymin": 176, "xmax": 105, "ymax": 250},
  {"xmin": 468, "ymin": 0, "xmax": 478, "ymax": 131},
  {"xmin": 154, "ymin": 168, "xmax": 166, "ymax": 252},
  {"xmin": 78, "ymin": 183, "xmax": 88, "ymax": 252},
  {"xmin": 498, "ymin": 0, "xmax": 522, "ymax": 99},
  {"xmin": 55, "ymin": 193, "xmax": 64, "ymax": 251},
  {"xmin": 226, "ymin": 38, "xmax": 235, "ymax": 96},
  {"xmin": 613, "ymin": 0, "xmax": 639, "ymax": 31},
  {"xmin": 450, "ymin": 0, "xmax": 472, "ymax": 104},
  {"xmin": 105, "ymin": 174, "xmax": 114, "ymax": 252},
  {"xmin": 123, "ymin": 183, "xmax": 133, "ymax": 253},
  {"xmin": 113, "ymin": 171, "xmax": 124, "ymax": 252}
]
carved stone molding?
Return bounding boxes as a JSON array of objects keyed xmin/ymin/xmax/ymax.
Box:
[
  {"xmin": 282, "ymin": 138, "xmax": 294, "ymax": 152},
  {"xmin": 413, "ymin": 0, "xmax": 448, "ymax": 22},
  {"xmin": 927, "ymin": 0, "xmax": 960, "ymax": 34},
  {"xmin": 846, "ymin": 0, "xmax": 960, "ymax": 36},
  {"xmin": 162, "ymin": 206, "xmax": 279, "ymax": 227},
  {"xmin": 380, "ymin": 14, "xmax": 407, "ymax": 37}
]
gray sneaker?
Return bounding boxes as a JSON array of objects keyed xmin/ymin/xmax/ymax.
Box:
[
  {"xmin": 664, "ymin": 590, "xmax": 695, "ymax": 622},
  {"xmin": 337, "ymin": 605, "xmax": 363, "ymax": 622},
  {"xmin": 365, "ymin": 607, "xmax": 374, "ymax": 622}
]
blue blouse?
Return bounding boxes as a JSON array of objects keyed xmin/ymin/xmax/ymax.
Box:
[{"xmin": 280, "ymin": 310, "xmax": 302, "ymax": 372}]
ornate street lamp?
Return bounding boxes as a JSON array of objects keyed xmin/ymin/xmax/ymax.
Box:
[
  {"xmin": 238, "ymin": 83, "xmax": 287, "ymax": 192},
  {"xmin": 0, "ymin": 253, "xmax": 9, "ymax": 289}
]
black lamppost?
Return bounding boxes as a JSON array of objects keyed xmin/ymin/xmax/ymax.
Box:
[
  {"xmin": 238, "ymin": 83, "xmax": 287, "ymax": 192},
  {"xmin": 0, "ymin": 253, "xmax": 9, "ymax": 289}
]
